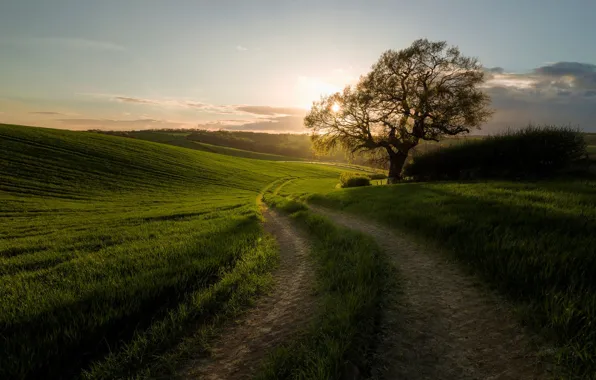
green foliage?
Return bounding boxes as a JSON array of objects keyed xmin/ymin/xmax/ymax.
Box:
[
  {"xmin": 0, "ymin": 124, "xmax": 344, "ymax": 379},
  {"xmin": 404, "ymin": 125, "xmax": 588, "ymax": 181},
  {"xmin": 257, "ymin": 200, "xmax": 390, "ymax": 379},
  {"xmin": 339, "ymin": 172, "xmax": 371, "ymax": 188},
  {"xmin": 309, "ymin": 180, "xmax": 596, "ymax": 377},
  {"xmin": 84, "ymin": 234, "xmax": 278, "ymax": 379},
  {"xmin": 276, "ymin": 178, "xmax": 341, "ymax": 200},
  {"xmin": 368, "ymin": 172, "xmax": 388, "ymax": 180}
]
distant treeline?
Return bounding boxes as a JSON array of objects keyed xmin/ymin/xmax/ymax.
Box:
[{"xmin": 92, "ymin": 128, "xmax": 596, "ymax": 169}]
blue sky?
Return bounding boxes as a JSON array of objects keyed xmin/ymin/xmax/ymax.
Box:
[{"xmin": 1, "ymin": 0, "xmax": 595, "ymax": 132}]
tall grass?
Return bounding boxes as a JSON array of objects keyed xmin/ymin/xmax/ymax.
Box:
[
  {"xmin": 309, "ymin": 180, "xmax": 596, "ymax": 377},
  {"xmin": 404, "ymin": 125, "xmax": 587, "ymax": 181},
  {"xmin": 0, "ymin": 124, "xmax": 345, "ymax": 379},
  {"xmin": 256, "ymin": 195, "xmax": 391, "ymax": 379}
]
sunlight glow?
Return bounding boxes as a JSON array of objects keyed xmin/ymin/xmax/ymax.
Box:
[
  {"xmin": 295, "ymin": 75, "xmax": 345, "ymax": 109},
  {"xmin": 331, "ymin": 103, "xmax": 340, "ymax": 112}
]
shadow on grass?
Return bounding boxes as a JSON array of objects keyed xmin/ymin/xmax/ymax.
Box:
[
  {"xmin": 309, "ymin": 180, "xmax": 596, "ymax": 376},
  {"xmin": 1, "ymin": 218, "xmax": 257, "ymax": 380}
]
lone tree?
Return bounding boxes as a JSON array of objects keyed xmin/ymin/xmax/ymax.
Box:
[{"xmin": 305, "ymin": 39, "xmax": 493, "ymax": 182}]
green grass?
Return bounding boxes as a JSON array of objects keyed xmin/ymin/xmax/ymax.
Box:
[
  {"xmin": 306, "ymin": 180, "xmax": 596, "ymax": 377},
  {"xmin": 276, "ymin": 178, "xmax": 340, "ymax": 199},
  {"xmin": 97, "ymin": 130, "xmax": 305, "ymax": 161},
  {"xmin": 97, "ymin": 130, "xmax": 391, "ymax": 170},
  {"xmin": 190, "ymin": 141, "xmax": 305, "ymax": 161},
  {"xmin": 0, "ymin": 124, "xmax": 344, "ymax": 379},
  {"xmin": 256, "ymin": 193, "xmax": 391, "ymax": 379}
]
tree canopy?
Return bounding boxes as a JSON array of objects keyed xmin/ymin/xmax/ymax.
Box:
[{"xmin": 305, "ymin": 39, "xmax": 493, "ymax": 181}]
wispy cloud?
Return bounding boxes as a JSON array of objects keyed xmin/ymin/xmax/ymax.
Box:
[
  {"xmin": 114, "ymin": 96, "xmax": 159, "ymax": 105},
  {"xmin": 111, "ymin": 95, "xmax": 305, "ymax": 118},
  {"xmin": 0, "ymin": 37, "xmax": 125, "ymax": 51},
  {"xmin": 236, "ymin": 45, "xmax": 248, "ymax": 52},
  {"xmin": 113, "ymin": 96, "xmax": 238, "ymax": 114},
  {"xmin": 235, "ymin": 106, "xmax": 306, "ymax": 117},
  {"xmin": 207, "ymin": 116, "xmax": 307, "ymax": 133},
  {"xmin": 30, "ymin": 111, "xmax": 66, "ymax": 115}
]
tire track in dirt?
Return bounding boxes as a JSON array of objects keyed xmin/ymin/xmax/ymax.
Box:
[
  {"xmin": 182, "ymin": 207, "xmax": 314, "ymax": 380},
  {"xmin": 309, "ymin": 205, "xmax": 553, "ymax": 380}
]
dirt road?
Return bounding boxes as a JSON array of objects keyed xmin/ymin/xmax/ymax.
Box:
[
  {"xmin": 310, "ymin": 205, "xmax": 552, "ymax": 380},
  {"xmin": 182, "ymin": 208, "xmax": 315, "ymax": 380}
]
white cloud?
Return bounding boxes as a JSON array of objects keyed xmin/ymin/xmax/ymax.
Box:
[
  {"xmin": 481, "ymin": 62, "xmax": 596, "ymax": 132},
  {"xmin": 484, "ymin": 73, "xmax": 537, "ymax": 89},
  {"xmin": 236, "ymin": 45, "xmax": 248, "ymax": 52},
  {"xmin": 213, "ymin": 116, "xmax": 307, "ymax": 133}
]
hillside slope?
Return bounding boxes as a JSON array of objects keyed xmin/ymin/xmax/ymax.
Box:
[
  {"xmin": 0, "ymin": 124, "xmax": 343, "ymax": 379},
  {"xmin": 98, "ymin": 130, "xmax": 306, "ymax": 162}
]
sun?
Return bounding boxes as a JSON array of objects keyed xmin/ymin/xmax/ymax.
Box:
[{"xmin": 331, "ymin": 103, "xmax": 340, "ymax": 112}]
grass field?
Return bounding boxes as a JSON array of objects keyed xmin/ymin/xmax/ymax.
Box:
[
  {"xmin": 0, "ymin": 124, "xmax": 344, "ymax": 379},
  {"xmin": 191, "ymin": 141, "xmax": 303, "ymax": 160},
  {"xmin": 99, "ymin": 130, "xmax": 304, "ymax": 161},
  {"xmin": 306, "ymin": 180, "xmax": 596, "ymax": 376},
  {"xmin": 6, "ymin": 122, "xmax": 596, "ymax": 378}
]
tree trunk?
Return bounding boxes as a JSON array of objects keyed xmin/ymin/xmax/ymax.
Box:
[{"xmin": 387, "ymin": 151, "xmax": 408, "ymax": 184}]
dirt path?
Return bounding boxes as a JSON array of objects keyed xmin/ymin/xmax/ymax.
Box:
[
  {"xmin": 310, "ymin": 205, "xmax": 552, "ymax": 380},
  {"xmin": 182, "ymin": 208, "xmax": 314, "ymax": 380}
]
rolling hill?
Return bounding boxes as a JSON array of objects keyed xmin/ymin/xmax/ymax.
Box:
[
  {"xmin": 0, "ymin": 123, "xmax": 344, "ymax": 379},
  {"xmin": 97, "ymin": 130, "xmax": 304, "ymax": 161}
]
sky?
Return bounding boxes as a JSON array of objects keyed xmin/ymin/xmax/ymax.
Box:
[{"xmin": 1, "ymin": 0, "xmax": 595, "ymax": 133}]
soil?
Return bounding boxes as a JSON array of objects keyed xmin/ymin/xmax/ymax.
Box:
[{"xmin": 182, "ymin": 208, "xmax": 315, "ymax": 380}]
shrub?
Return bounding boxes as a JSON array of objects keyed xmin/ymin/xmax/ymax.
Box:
[
  {"xmin": 403, "ymin": 125, "xmax": 587, "ymax": 181},
  {"xmin": 368, "ymin": 173, "xmax": 388, "ymax": 180},
  {"xmin": 339, "ymin": 172, "xmax": 371, "ymax": 188}
]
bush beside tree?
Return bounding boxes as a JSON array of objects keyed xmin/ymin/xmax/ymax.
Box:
[
  {"xmin": 339, "ymin": 172, "xmax": 372, "ymax": 188},
  {"xmin": 403, "ymin": 125, "xmax": 587, "ymax": 181}
]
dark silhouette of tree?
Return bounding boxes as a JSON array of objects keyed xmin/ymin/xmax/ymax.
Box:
[{"xmin": 305, "ymin": 39, "xmax": 493, "ymax": 182}]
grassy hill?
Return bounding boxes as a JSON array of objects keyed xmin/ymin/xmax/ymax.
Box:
[
  {"xmin": 98, "ymin": 129, "xmax": 385, "ymax": 167},
  {"xmin": 0, "ymin": 124, "xmax": 344, "ymax": 379},
  {"xmin": 98, "ymin": 130, "xmax": 304, "ymax": 161},
  {"xmin": 190, "ymin": 141, "xmax": 302, "ymax": 160}
]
